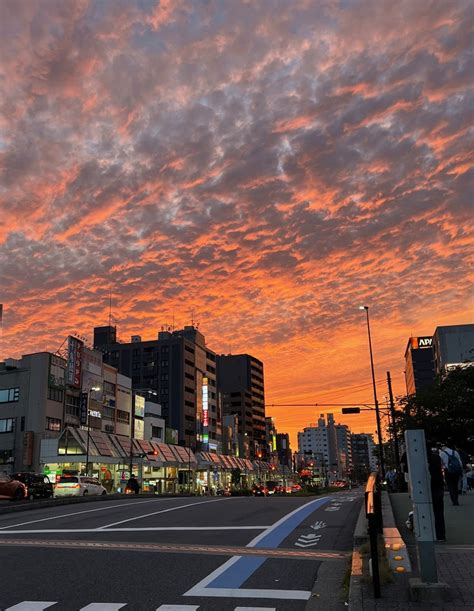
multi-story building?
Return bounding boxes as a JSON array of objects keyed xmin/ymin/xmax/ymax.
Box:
[
  {"xmin": 351, "ymin": 433, "xmax": 377, "ymax": 480},
  {"xmin": 222, "ymin": 413, "xmax": 239, "ymax": 457},
  {"xmin": 336, "ymin": 424, "xmax": 353, "ymax": 477},
  {"xmin": 216, "ymin": 354, "xmax": 266, "ymax": 459},
  {"xmin": 276, "ymin": 433, "xmax": 292, "ymax": 469},
  {"xmin": 220, "ymin": 389, "xmax": 253, "ymax": 458},
  {"xmin": 143, "ymin": 400, "xmax": 165, "ymax": 443},
  {"xmin": 297, "ymin": 414, "xmax": 348, "ymax": 480},
  {"xmin": 94, "ymin": 325, "xmax": 221, "ymax": 452},
  {"xmin": 265, "ymin": 416, "xmax": 277, "ymax": 461},
  {"xmin": 404, "ymin": 336, "xmax": 435, "ymax": 395},
  {"xmin": 0, "ymin": 340, "xmax": 133, "ymax": 473},
  {"xmin": 432, "ymin": 324, "xmax": 474, "ymax": 374}
]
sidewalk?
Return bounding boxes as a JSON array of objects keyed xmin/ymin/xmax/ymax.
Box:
[{"xmin": 356, "ymin": 490, "xmax": 474, "ymax": 609}]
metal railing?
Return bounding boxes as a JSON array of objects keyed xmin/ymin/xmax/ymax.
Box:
[{"xmin": 365, "ymin": 472, "xmax": 383, "ymax": 598}]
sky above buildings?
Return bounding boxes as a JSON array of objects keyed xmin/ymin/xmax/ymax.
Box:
[{"xmin": 1, "ymin": 0, "xmax": 473, "ymax": 447}]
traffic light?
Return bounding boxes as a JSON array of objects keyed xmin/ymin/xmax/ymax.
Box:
[{"xmin": 342, "ymin": 407, "xmax": 361, "ymax": 414}]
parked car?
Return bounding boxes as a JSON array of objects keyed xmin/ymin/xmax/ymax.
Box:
[
  {"xmin": 0, "ymin": 474, "xmax": 27, "ymax": 501},
  {"xmin": 10, "ymin": 472, "xmax": 54, "ymax": 500},
  {"xmin": 252, "ymin": 484, "xmax": 267, "ymax": 496},
  {"xmin": 54, "ymin": 475, "xmax": 107, "ymax": 498}
]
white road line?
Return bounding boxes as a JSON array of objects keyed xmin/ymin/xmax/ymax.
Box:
[
  {"xmin": 0, "ymin": 526, "xmax": 270, "ymax": 534},
  {"xmin": 156, "ymin": 606, "xmax": 200, "ymax": 610},
  {"xmin": 0, "ymin": 498, "xmax": 177, "ymax": 530},
  {"xmin": 80, "ymin": 605, "xmax": 126, "ymax": 610},
  {"xmin": 98, "ymin": 498, "xmax": 235, "ymax": 529},
  {"xmin": 185, "ymin": 587, "xmax": 310, "ymax": 600},
  {"xmin": 5, "ymin": 603, "xmax": 57, "ymax": 611},
  {"xmin": 234, "ymin": 607, "xmax": 276, "ymax": 610}
]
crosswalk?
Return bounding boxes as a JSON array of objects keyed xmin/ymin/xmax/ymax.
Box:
[{"xmin": 4, "ymin": 603, "xmax": 277, "ymax": 611}]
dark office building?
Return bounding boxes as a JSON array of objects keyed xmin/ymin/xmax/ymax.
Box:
[
  {"xmin": 216, "ymin": 354, "xmax": 265, "ymax": 458},
  {"xmin": 276, "ymin": 433, "xmax": 292, "ymax": 469},
  {"xmin": 93, "ymin": 325, "xmax": 220, "ymax": 452},
  {"xmin": 404, "ymin": 336, "xmax": 435, "ymax": 395}
]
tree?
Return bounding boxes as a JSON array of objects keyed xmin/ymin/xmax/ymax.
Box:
[{"xmin": 391, "ymin": 366, "xmax": 474, "ymax": 453}]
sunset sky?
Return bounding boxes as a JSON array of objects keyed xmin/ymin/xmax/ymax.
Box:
[{"xmin": 1, "ymin": 0, "xmax": 473, "ymax": 448}]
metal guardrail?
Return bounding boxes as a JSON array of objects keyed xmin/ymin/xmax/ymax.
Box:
[{"xmin": 365, "ymin": 472, "xmax": 383, "ymax": 598}]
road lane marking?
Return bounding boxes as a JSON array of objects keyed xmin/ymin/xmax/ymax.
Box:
[
  {"xmin": 187, "ymin": 588, "xmax": 311, "ymax": 600},
  {"xmin": 0, "ymin": 537, "xmax": 349, "ymax": 560},
  {"xmin": 0, "ymin": 526, "xmax": 270, "ymax": 534},
  {"xmin": 80, "ymin": 605, "xmax": 126, "ymax": 610},
  {"xmin": 234, "ymin": 607, "xmax": 276, "ymax": 610},
  {"xmin": 184, "ymin": 496, "xmax": 332, "ymax": 599},
  {"xmin": 156, "ymin": 606, "xmax": 200, "ymax": 610},
  {"xmin": 0, "ymin": 498, "xmax": 179, "ymax": 530},
  {"xmin": 5, "ymin": 604, "xmax": 57, "ymax": 611},
  {"xmin": 98, "ymin": 498, "xmax": 235, "ymax": 529}
]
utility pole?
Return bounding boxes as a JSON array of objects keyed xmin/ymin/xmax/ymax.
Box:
[{"xmin": 387, "ymin": 371, "xmax": 401, "ymax": 469}]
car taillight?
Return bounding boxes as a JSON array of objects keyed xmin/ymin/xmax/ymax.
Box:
[{"xmin": 71, "ymin": 484, "xmax": 80, "ymax": 488}]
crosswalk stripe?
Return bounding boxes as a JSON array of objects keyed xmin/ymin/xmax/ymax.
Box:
[
  {"xmin": 5, "ymin": 604, "xmax": 57, "ymax": 611},
  {"xmin": 80, "ymin": 605, "xmax": 126, "ymax": 610},
  {"xmin": 156, "ymin": 606, "xmax": 200, "ymax": 610}
]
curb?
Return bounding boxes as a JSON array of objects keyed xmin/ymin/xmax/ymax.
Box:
[
  {"xmin": 0, "ymin": 493, "xmax": 195, "ymax": 515},
  {"xmin": 382, "ymin": 491, "xmax": 412, "ymax": 574},
  {"xmin": 348, "ymin": 501, "xmax": 366, "ymax": 610}
]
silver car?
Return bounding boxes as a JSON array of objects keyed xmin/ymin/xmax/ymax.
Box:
[{"xmin": 54, "ymin": 475, "xmax": 107, "ymax": 497}]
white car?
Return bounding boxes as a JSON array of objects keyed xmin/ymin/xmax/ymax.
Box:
[{"xmin": 54, "ymin": 476, "xmax": 107, "ymax": 498}]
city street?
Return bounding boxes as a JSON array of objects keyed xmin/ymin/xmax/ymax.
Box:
[{"xmin": 0, "ymin": 490, "xmax": 361, "ymax": 610}]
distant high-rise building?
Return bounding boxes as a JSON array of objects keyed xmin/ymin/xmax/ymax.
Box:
[
  {"xmin": 94, "ymin": 325, "xmax": 220, "ymax": 452},
  {"xmin": 404, "ymin": 336, "xmax": 435, "ymax": 395},
  {"xmin": 432, "ymin": 324, "xmax": 474, "ymax": 374},
  {"xmin": 351, "ymin": 433, "xmax": 377, "ymax": 480},
  {"xmin": 336, "ymin": 424, "xmax": 353, "ymax": 477},
  {"xmin": 276, "ymin": 433, "xmax": 292, "ymax": 469},
  {"xmin": 216, "ymin": 354, "xmax": 265, "ymax": 459},
  {"xmin": 265, "ymin": 416, "xmax": 277, "ymax": 461},
  {"xmin": 297, "ymin": 414, "xmax": 341, "ymax": 479}
]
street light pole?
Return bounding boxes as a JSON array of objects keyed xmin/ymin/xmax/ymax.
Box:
[{"xmin": 360, "ymin": 306, "xmax": 385, "ymax": 479}]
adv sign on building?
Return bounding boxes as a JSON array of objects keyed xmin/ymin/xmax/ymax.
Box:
[{"xmin": 67, "ymin": 336, "xmax": 83, "ymax": 388}]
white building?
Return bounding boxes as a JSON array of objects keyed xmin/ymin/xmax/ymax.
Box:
[{"xmin": 144, "ymin": 400, "xmax": 165, "ymax": 442}]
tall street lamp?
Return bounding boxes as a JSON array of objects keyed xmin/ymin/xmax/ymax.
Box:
[
  {"xmin": 85, "ymin": 385, "xmax": 101, "ymax": 476},
  {"xmin": 359, "ymin": 306, "xmax": 385, "ymax": 479}
]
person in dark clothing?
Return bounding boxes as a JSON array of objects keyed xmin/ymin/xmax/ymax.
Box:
[
  {"xmin": 427, "ymin": 444, "xmax": 446, "ymax": 541},
  {"xmin": 126, "ymin": 475, "xmax": 140, "ymax": 495}
]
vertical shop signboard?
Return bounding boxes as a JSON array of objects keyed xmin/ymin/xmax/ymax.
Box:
[{"xmin": 67, "ymin": 336, "xmax": 83, "ymax": 388}]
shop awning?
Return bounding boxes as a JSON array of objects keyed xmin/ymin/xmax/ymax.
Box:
[{"xmin": 170, "ymin": 445, "xmax": 197, "ymax": 467}]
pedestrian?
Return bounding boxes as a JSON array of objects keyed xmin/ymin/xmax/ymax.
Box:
[
  {"xmin": 126, "ymin": 474, "xmax": 140, "ymax": 495},
  {"xmin": 457, "ymin": 447, "xmax": 469, "ymax": 494},
  {"xmin": 427, "ymin": 443, "xmax": 446, "ymax": 541},
  {"xmin": 439, "ymin": 442, "xmax": 463, "ymax": 506},
  {"xmin": 466, "ymin": 465, "xmax": 474, "ymax": 491}
]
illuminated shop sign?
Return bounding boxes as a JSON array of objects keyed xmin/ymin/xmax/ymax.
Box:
[
  {"xmin": 202, "ymin": 377, "xmax": 209, "ymax": 427},
  {"xmin": 411, "ymin": 337, "xmax": 433, "ymax": 349},
  {"xmin": 134, "ymin": 394, "xmax": 145, "ymax": 418},
  {"xmin": 88, "ymin": 410, "xmax": 102, "ymax": 419}
]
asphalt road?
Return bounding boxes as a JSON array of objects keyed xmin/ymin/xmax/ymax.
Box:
[{"xmin": 0, "ymin": 490, "xmax": 362, "ymax": 611}]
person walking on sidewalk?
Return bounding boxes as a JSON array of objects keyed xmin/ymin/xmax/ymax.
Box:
[
  {"xmin": 427, "ymin": 443, "xmax": 446, "ymax": 541},
  {"xmin": 439, "ymin": 442, "xmax": 463, "ymax": 506}
]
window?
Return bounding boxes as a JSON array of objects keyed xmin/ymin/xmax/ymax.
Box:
[
  {"xmin": 65, "ymin": 395, "xmax": 80, "ymax": 417},
  {"xmin": 102, "ymin": 406, "xmax": 115, "ymax": 420},
  {"xmin": 0, "ymin": 388, "xmax": 19, "ymax": 403},
  {"xmin": 185, "ymin": 372, "xmax": 195, "ymax": 381},
  {"xmin": 46, "ymin": 417, "xmax": 61, "ymax": 431},
  {"xmin": 160, "ymin": 360, "xmax": 169, "ymax": 367},
  {"xmin": 161, "ymin": 388, "xmax": 169, "ymax": 395},
  {"xmin": 0, "ymin": 418, "xmax": 15, "ymax": 433},
  {"xmin": 160, "ymin": 374, "xmax": 169, "ymax": 381},
  {"xmin": 48, "ymin": 387, "xmax": 64, "ymax": 403},
  {"xmin": 103, "ymin": 381, "xmax": 116, "ymax": 395},
  {"xmin": 117, "ymin": 410, "xmax": 130, "ymax": 424},
  {"xmin": 151, "ymin": 425, "xmax": 163, "ymax": 439},
  {"xmin": 161, "ymin": 346, "xmax": 169, "ymax": 353}
]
